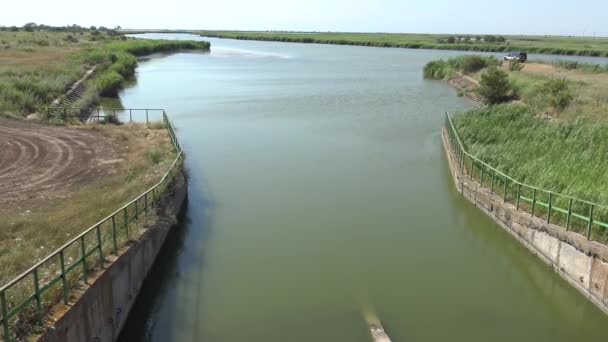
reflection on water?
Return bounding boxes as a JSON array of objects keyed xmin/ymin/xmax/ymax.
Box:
[{"xmin": 118, "ymin": 34, "xmax": 608, "ymax": 342}]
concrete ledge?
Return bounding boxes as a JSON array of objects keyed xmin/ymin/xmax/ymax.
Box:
[
  {"xmin": 36, "ymin": 170, "xmax": 188, "ymax": 342},
  {"xmin": 442, "ymin": 129, "xmax": 608, "ymax": 315}
]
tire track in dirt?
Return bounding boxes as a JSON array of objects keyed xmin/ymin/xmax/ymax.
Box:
[{"xmin": 0, "ymin": 118, "xmax": 120, "ymax": 208}]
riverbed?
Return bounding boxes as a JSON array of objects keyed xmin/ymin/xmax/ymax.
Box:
[{"xmin": 117, "ymin": 34, "xmax": 608, "ymax": 341}]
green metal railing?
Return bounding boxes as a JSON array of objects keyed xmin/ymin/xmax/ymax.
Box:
[
  {"xmin": 44, "ymin": 107, "xmax": 166, "ymax": 123},
  {"xmin": 0, "ymin": 110, "xmax": 183, "ymax": 342},
  {"xmin": 445, "ymin": 112, "xmax": 608, "ymax": 240}
]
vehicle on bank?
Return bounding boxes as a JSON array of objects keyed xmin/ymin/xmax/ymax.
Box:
[{"xmin": 504, "ymin": 52, "xmax": 528, "ymax": 62}]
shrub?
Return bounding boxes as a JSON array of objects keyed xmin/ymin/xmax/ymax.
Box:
[
  {"xmin": 109, "ymin": 53, "xmax": 137, "ymax": 77},
  {"xmin": 478, "ymin": 67, "xmax": 512, "ymax": 104},
  {"xmin": 507, "ymin": 60, "xmax": 524, "ymax": 72},
  {"xmin": 423, "ymin": 60, "xmax": 450, "ymax": 79},
  {"xmin": 539, "ymin": 78, "xmax": 572, "ymax": 111},
  {"xmin": 96, "ymin": 71, "xmax": 124, "ymax": 96},
  {"xmin": 448, "ymin": 55, "xmax": 498, "ymax": 74},
  {"xmin": 146, "ymin": 148, "xmax": 163, "ymax": 165}
]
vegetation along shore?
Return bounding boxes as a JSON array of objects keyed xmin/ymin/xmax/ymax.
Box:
[
  {"xmin": 0, "ymin": 24, "xmax": 210, "ymax": 119},
  {"xmin": 0, "ymin": 24, "xmax": 205, "ymax": 339},
  {"xmin": 196, "ymin": 30, "xmax": 608, "ymax": 57},
  {"xmin": 425, "ymin": 55, "xmax": 608, "ymax": 241}
]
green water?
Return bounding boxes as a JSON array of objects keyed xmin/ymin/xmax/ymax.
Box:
[{"xmin": 117, "ymin": 34, "xmax": 608, "ymax": 341}]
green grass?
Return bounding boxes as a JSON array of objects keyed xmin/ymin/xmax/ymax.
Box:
[
  {"xmin": 423, "ymin": 55, "xmax": 499, "ymax": 79},
  {"xmin": 553, "ymin": 60, "xmax": 608, "ymax": 73},
  {"xmin": 0, "ymin": 31, "xmax": 210, "ymax": 117},
  {"xmin": 424, "ymin": 54, "xmax": 608, "ymax": 119},
  {"xmin": 197, "ymin": 30, "xmax": 608, "ymax": 57},
  {"xmin": 454, "ymin": 105, "xmax": 608, "ymax": 240}
]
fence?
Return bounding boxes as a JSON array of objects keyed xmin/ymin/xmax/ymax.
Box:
[
  {"xmin": 0, "ymin": 110, "xmax": 182, "ymax": 342},
  {"xmin": 45, "ymin": 107, "xmax": 166, "ymax": 124},
  {"xmin": 445, "ymin": 112, "xmax": 608, "ymax": 241}
]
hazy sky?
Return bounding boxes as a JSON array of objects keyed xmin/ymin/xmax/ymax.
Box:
[{"xmin": 2, "ymin": 0, "xmax": 606, "ymax": 36}]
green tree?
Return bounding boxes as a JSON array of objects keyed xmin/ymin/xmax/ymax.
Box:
[
  {"xmin": 539, "ymin": 78, "xmax": 572, "ymax": 111},
  {"xmin": 478, "ymin": 67, "xmax": 512, "ymax": 104},
  {"xmin": 23, "ymin": 22, "xmax": 37, "ymax": 32}
]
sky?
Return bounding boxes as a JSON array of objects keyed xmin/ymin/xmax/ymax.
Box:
[{"xmin": 2, "ymin": 0, "xmax": 607, "ymax": 36}]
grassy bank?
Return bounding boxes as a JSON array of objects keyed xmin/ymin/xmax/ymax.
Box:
[
  {"xmin": 198, "ymin": 30, "xmax": 608, "ymax": 57},
  {"xmin": 426, "ymin": 53, "xmax": 608, "ymax": 238},
  {"xmin": 425, "ymin": 55, "xmax": 608, "ymax": 120},
  {"xmin": 453, "ymin": 105, "xmax": 608, "ymax": 239},
  {"xmin": 0, "ymin": 30, "xmax": 209, "ymax": 117}
]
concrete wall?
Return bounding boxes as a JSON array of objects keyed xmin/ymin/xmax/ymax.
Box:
[
  {"xmin": 442, "ymin": 129, "xmax": 608, "ymax": 315},
  {"xmin": 37, "ymin": 171, "xmax": 188, "ymax": 342}
]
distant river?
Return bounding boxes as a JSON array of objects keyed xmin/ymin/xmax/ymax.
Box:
[{"xmin": 117, "ymin": 34, "xmax": 608, "ymax": 342}]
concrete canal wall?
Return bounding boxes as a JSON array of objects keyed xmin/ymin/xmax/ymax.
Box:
[
  {"xmin": 442, "ymin": 129, "xmax": 608, "ymax": 315},
  {"xmin": 36, "ymin": 171, "xmax": 188, "ymax": 342}
]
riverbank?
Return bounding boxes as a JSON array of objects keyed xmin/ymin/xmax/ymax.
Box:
[
  {"xmin": 441, "ymin": 127, "xmax": 608, "ymax": 316},
  {"xmin": 0, "ymin": 29, "xmax": 210, "ymax": 119},
  {"xmin": 425, "ymin": 54, "xmax": 608, "ymax": 240},
  {"xmin": 197, "ymin": 30, "xmax": 608, "ymax": 57},
  {"xmin": 426, "ymin": 56, "xmax": 608, "ymax": 120}
]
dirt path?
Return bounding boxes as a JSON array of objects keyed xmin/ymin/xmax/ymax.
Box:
[{"xmin": 0, "ymin": 118, "xmax": 121, "ymax": 210}]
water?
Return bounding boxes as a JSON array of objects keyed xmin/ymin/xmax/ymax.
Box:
[{"xmin": 118, "ymin": 34, "xmax": 608, "ymax": 341}]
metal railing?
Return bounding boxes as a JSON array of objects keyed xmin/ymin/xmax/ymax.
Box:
[
  {"xmin": 445, "ymin": 112, "xmax": 608, "ymax": 240},
  {"xmin": 44, "ymin": 107, "xmax": 166, "ymax": 124},
  {"xmin": 0, "ymin": 110, "xmax": 183, "ymax": 342}
]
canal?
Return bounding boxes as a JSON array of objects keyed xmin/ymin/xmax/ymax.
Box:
[{"xmin": 117, "ymin": 34, "xmax": 608, "ymax": 341}]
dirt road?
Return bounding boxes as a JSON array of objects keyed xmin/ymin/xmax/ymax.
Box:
[{"xmin": 0, "ymin": 118, "xmax": 120, "ymax": 209}]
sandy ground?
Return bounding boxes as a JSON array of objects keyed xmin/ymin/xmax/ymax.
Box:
[{"xmin": 0, "ymin": 118, "xmax": 121, "ymax": 210}]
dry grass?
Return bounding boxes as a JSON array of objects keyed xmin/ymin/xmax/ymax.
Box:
[{"xmin": 0, "ymin": 123, "xmax": 176, "ymax": 286}]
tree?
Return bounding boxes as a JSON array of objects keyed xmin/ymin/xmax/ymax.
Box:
[
  {"xmin": 23, "ymin": 22, "xmax": 37, "ymax": 32},
  {"xmin": 447, "ymin": 36, "xmax": 456, "ymax": 44},
  {"xmin": 478, "ymin": 67, "xmax": 512, "ymax": 104},
  {"xmin": 484, "ymin": 35, "xmax": 497, "ymax": 43},
  {"xmin": 90, "ymin": 26, "xmax": 97, "ymax": 31}
]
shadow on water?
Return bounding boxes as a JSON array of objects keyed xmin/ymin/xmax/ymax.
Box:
[{"xmin": 118, "ymin": 174, "xmax": 215, "ymax": 342}]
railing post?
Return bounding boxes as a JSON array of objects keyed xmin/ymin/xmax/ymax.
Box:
[
  {"xmin": 124, "ymin": 207, "xmax": 129, "ymax": 238},
  {"xmin": 112, "ymin": 216, "xmax": 118, "ymax": 255},
  {"xmin": 144, "ymin": 193, "xmax": 148, "ymax": 214},
  {"xmin": 135, "ymin": 200, "xmax": 139, "ymax": 222},
  {"xmin": 491, "ymin": 170, "xmax": 495, "ymax": 193},
  {"xmin": 146, "ymin": 109, "xmax": 149, "ymax": 125},
  {"xmin": 566, "ymin": 198, "xmax": 573, "ymax": 231},
  {"xmin": 80, "ymin": 236, "xmax": 87, "ymax": 284},
  {"xmin": 96, "ymin": 225, "xmax": 104, "ymax": 264},
  {"xmin": 547, "ymin": 192, "xmax": 553, "ymax": 224},
  {"xmin": 129, "ymin": 109, "xmax": 133, "ymax": 122},
  {"xmin": 587, "ymin": 204, "xmax": 594, "ymax": 240},
  {"xmin": 152, "ymin": 188, "xmax": 156, "ymax": 207},
  {"xmin": 59, "ymin": 251, "xmax": 69, "ymax": 304},
  {"xmin": 33, "ymin": 269, "xmax": 43, "ymax": 325},
  {"xmin": 480, "ymin": 164, "xmax": 484, "ymax": 186},
  {"xmin": 516, "ymin": 184, "xmax": 521, "ymax": 210},
  {"xmin": 532, "ymin": 189, "xmax": 537, "ymax": 217},
  {"xmin": 460, "ymin": 152, "xmax": 464, "ymax": 173},
  {"xmin": 469, "ymin": 156, "xmax": 473, "ymax": 180},
  {"xmin": 1, "ymin": 290, "xmax": 10, "ymax": 342}
]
